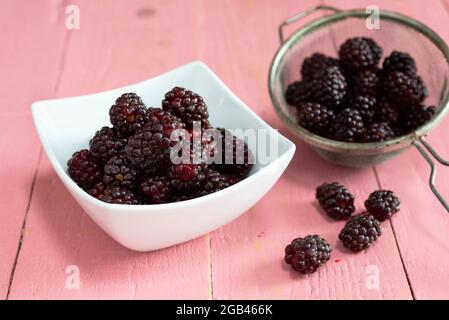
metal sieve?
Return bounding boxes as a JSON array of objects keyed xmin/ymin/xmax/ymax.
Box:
[{"xmin": 268, "ymin": 6, "xmax": 449, "ymax": 212}]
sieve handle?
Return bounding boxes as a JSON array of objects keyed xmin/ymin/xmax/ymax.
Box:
[
  {"xmin": 413, "ymin": 137, "xmax": 449, "ymax": 212},
  {"xmin": 278, "ymin": 5, "xmax": 342, "ymax": 44}
]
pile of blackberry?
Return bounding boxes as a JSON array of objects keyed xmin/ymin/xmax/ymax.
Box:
[
  {"xmin": 284, "ymin": 182, "xmax": 401, "ymax": 274},
  {"xmin": 67, "ymin": 89, "xmax": 253, "ymax": 205},
  {"xmin": 285, "ymin": 37, "xmax": 435, "ymax": 142}
]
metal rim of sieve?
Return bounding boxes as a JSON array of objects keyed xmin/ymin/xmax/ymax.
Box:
[{"xmin": 268, "ymin": 6, "xmax": 449, "ymax": 212}]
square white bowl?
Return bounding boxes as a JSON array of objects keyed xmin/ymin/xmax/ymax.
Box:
[{"xmin": 31, "ymin": 61, "xmax": 296, "ymax": 252}]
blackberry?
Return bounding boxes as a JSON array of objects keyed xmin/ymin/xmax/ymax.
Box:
[
  {"xmin": 67, "ymin": 149, "xmax": 102, "ymax": 189},
  {"xmin": 310, "ymin": 66, "xmax": 347, "ymax": 109},
  {"xmin": 365, "ymin": 190, "xmax": 400, "ymax": 221},
  {"xmin": 89, "ymin": 126, "xmax": 127, "ymax": 164},
  {"xmin": 383, "ymin": 51, "xmax": 417, "ymax": 75},
  {"xmin": 141, "ymin": 176, "xmax": 172, "ymax": 204},
  {"xmin": 375, "ymin": 99, "xmax": 400, "ymax": 125},
  {"xmin": 168, "ymin": 163, "xmax": 207, "ymax": 194},
  {"xmin": 403, "ymin": 104, "xmax": 436, "ymax": 132},
  {"xmin": 352, "ymin": 69, "xmax": 380, "ymax": 96},
  {"xmin": 316, "ymin": 182, "xmax": 355, "ymax": 220},
  {"xmin": 109, "ymin": 93, "xmax": 147, "ymax": 135},
  {"xmin": 196, "ymin": 169, "xmax": 239, "ymax": 197},
  {"xmin": 301, "ymin": 53, "xmax": 339, "ymax": 81},
  {"xmin": 381, "ymin": 71, "xmax": 427, "ymax": 107},
  {"xmin": 284, "ymin": 235, "xmax": 332, "ymax": 274},
  {"xmin": 285, "ymin": 81, "xmax": 312, "ymax": 106},
  {"xmin": 297, "ymin": 102, "xmax": 335, "ymax": 136},
  {"xmin": 162, "ymin": 87, "xmax": 210, "ymax": 129},
  {"xmin": 101, "ymin": 184, "xmax": 141, "ymax": 205},
  {"xmin": 333, "ymin": 108, "xmax": 364, "ymax": 142},
  {"xmin": 125, "ymin": 108, "xmax": 184, "ymax": 174},
  {"xmin": 362, "ymin": 122, "xmax": 395, "ymax": 142},
  {"xmin": 339, "ymin": 213, "xmax": 382, "ymax": 252},
  {"xmin": 350, "ymin": 95, "xmax": 377, "ymax": 123},
  {"xmin": 339, "ymin": 37, "xmax": 383, "ymax": 71},
  {"xmin": 213, "ymin": 128, "xmax": 254, "ymax": 178},
  {"xmin": 103, "ymin": 153, "xmax": 137, "ymax": 187}
]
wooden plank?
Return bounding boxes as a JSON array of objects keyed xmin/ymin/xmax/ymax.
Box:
[
  {"xmin": 0, "ymin": 0, "xmax": 67, "ymax": 298},
  {"xmin": 8, "ymin": 0, "xmax": 210, "ymax": 299},
  {"xmin": 323, "ymin": 0, "xmax": 449, "ymax": 300},
  {"xmin": 203, "ymin": 0, "xmax": 412, "ymax": 299}
]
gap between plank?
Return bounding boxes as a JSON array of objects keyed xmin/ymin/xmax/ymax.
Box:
[
  {"xmin": 372, "ymin": 166, "xmax": 416, "ymax": 300},
  {"xmin": 6, "ymin": 18, "xmax": 72, "ymax": 299}
]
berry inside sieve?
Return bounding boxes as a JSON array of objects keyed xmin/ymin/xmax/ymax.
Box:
[{"xmin": 269, "ymin": 6, "xmax": 449, "ymax": 212}]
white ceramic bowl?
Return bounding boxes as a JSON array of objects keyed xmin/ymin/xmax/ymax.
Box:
[{"xmin": 31, "ymin": 61, "xmax": 296, "ymax": 252}]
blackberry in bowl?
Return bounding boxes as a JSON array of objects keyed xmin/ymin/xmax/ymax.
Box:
[{"xmin": 339, "ymin": 213, "xmax": 382, "ymax": 252}]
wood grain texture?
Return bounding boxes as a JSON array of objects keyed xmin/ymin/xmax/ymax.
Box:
[
  {"xmin": 0, "ymin": 0, "xmax": 67, "ymax": 298},
  {"xmin": 202, "ymin": 0, "xmax": 411, "ymax": 299},
  {"xmin": 7, "ymin": 0, "xmax": 210, "ymax": 299},
  {"xmin": 8, "ymin": 158, "xmax": 210, "ymax": 299},
  {"xmin": 323, "ymin": 0, "xmax": 449, "ymax": 299}
]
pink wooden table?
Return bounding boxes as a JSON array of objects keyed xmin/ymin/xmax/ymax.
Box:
[{"xmin": 2, "ymin": 0, "xmax": 449, "ymax": 300}]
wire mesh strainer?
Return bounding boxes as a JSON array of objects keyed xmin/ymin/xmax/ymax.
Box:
[{"xmin": 269, "ymin": 6, "xmax": 449, "ymax": 212}]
